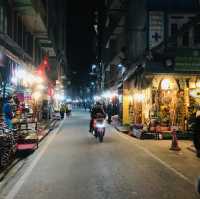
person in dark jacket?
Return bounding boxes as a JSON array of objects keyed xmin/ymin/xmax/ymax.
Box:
[
  {"xmin": 89, "ymin": 102, "xmax": 106, "ymax": 132},
  {"xmin": 107, "ymin": 102, "xmax": 113, "ymax": 124},
  {"xmin": 60, "ymin": 104, "xmax": 65, "ymax": 119},
  {"xmin": 192, "ymin": 111, "xmax": 200, "ymax": 157}
]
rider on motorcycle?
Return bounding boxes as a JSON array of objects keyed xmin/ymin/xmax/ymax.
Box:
[{"xmin": 89, "ymin": 102, "xmax": 106, "ymax": 132}]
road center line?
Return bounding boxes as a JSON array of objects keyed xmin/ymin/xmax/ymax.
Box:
[
  {"xmin": 116, "ymin": 131, "xmax": 194, "ymax": 186},
  {"xmin": 5, "ymin": 120, "xmax": 64, "ymax": 199}
]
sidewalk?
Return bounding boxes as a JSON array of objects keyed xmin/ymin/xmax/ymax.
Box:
[
  {"xmin": 114, "ymin": 127, "xmax": 200, "ymax": 184},
  {"xmin": 0, "ymin": 119, "xmax": 59, "ymax": 180},
  {"xmin": 37, "ymin": 119, "xmax": 58, "ymax": 142}
]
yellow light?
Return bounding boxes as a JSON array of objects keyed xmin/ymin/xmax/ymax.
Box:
[
  {"xmin": 36, "ymin": 84, "xmax": 45, "ymax": 90},
  {"xmin": 32, "ymin": 92, "xmax": 41, "ymax": 101},
  {"xmin": 161, "ymin": 79, "xmax": 171, "ymax": 90},
  {"xmin": 133, "ymin": 93, "xmax": 145, "ymax": 102},
  {"xmin": 196, "ymin": 79, "xmax": 200, "ymax": 88},
  {"xmin": 128, "ymin": 95, "xmax": 133, "ymax": 103}
]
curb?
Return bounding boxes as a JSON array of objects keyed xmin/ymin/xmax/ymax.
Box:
[
  {"xmin": 0, "ymin": 159, "xmax": 20, "ymax": 182},
  {"xmin": 38, "ymin": 120, "xmax": 58, "ymax": 143},
  {"xmin": 187, "ymin": 145, "xmax": 196, "ymax": 153},
  {"xmin": 115, "ymin": 126, "xmax": 130, "ymax": 134}
]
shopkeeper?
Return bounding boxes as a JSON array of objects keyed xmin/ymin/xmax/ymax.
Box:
[{"xmin": 3, "ymin": 96, "xmax": 13, "ymax": 128}]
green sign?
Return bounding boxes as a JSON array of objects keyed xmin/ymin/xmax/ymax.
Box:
[{"xmin": 175, "ymin": 49, "xmax": 200, "ymax": 71}]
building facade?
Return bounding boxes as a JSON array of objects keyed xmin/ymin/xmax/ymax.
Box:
[
  {"xmin": 101, "ymin": 0, "xmax": 200, "ymax": 133},
  {"xmin": 0, "ymin": 0, "xmax": 67, "ymax": 92},
  {"xmin": 0, "ymin": 0, "xmax": 68, "ymax": 115}
]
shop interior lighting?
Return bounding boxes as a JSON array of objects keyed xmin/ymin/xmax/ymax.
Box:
[
  {"xmin": 36, "ymin": 84, "xmax": 45, "ymax": 90},
  {"xmin": 54, "ymin": 93, "xmax": 65, "ymax": 101},
  {"xmin": 11, "ymin": 76, "xmax": 18, "ymax": 85},
  {"xmin": 161, "ymin": 79, "xmax": 171, "ymax": 90},
  {"xmin": 128, "ymin": 95, "xmax": 134, "ymax": 103},
  {"xmin": 34, "ymin": 76, "xmax": 43, "ymax": 84},
  {"xmin": 196, "ymin": 79, "xmax": 200, "ymax": 88},
  {"xmin": 102, "ymin": 91, "xmax": 118, "ymax": 99},
  {"xmin": 16, "ymin": 69, "xmax": 27, "ymax": 79},
  {"xmin": 32, "ymin": 91, "xmax": 41, "ymax": 101},
  {"xmin": 190, "ymin": 89, "xmax": 200, "ymax": 98},
  {"xmin": 133, "ymin": 93, "xmax": 145, "ymax": 102}
]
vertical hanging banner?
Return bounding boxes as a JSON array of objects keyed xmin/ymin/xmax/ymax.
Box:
[{"xmin": 149, "ymin": 11, "xmax": 165, "ymax": 49}]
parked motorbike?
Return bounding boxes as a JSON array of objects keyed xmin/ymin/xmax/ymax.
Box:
[{"xmin": 92, "ymin": 116, "xmax": 106, "ymax": 143}]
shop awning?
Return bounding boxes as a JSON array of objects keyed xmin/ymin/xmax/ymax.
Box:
[
  {"xmin": 124, "ymin": 64, "xmax": 152, "ymax": 90},
  {"xmin": 145, "ymin": 61, "xmax": 200, "ymax": 76}
]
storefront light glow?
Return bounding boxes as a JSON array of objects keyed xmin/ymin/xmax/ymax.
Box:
[
  {"xmin": 102, "ymin": 91, "xmax": 118, "ymax": 99},
  {"xmin": 32, "ymin": 91, "xmax": 41, "ymax": 101},
  {"xmin": 94, "ymin": 95, "xmax": 101, "ymax": 101},
  {"xmin": 36, "ymin": 84, "xmax": 45, "ymax": 90},
  {"xmin": 11, "ymin": 76, "xmax": 18, "ymax": 85},
  {"xmin": 54, "ymin": 93, "xmax": 65, "ymax": 101},
  {"xmin": 66, "ymin": 98, "xmax": 72, "ymax": 103},
  {"xmin": 161, "ymin": 79, "xmax": 171, "ymax": 90},
  {"xmin": 102, "ymin": 91, "xmax": 112, "ymax": 98},
  {"xmin": 16, "ymin": 69, "xmax": 27, "ymax": 79},
  {"xmin": 196, "ymin": 79, "xmax": 200, "ymax": 88},
  {"xmin": 133, "ymin": 93, "xmax": 145, "ymax": 102},
  {"xmin": 26, "ymin": 74, "xmax": 35, "ymax": 84},
  {"xmin": 190, "ymin": 89, "xmax": 200, "ymax": 98},
  {"xmin": 129, "ymin": 95, "xmax": 133, "ymax": 103},
  {"xmin": 34, "ymin": 76, "xmax": 43, "ymax": 84}
]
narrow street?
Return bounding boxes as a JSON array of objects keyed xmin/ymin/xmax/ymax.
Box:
[{"xmin": 0, "ymin": 111, "xmax": 199, "ymax": 199}]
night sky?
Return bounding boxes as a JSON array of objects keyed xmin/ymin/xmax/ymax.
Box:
[{"xmin": 66, "ymin": 0, "xmax": 97, "ymax": 95}]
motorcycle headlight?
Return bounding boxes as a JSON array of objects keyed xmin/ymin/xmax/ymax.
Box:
[{"xmin": 96, "ymin": 123, "xmax": 105, "ymax": 128}]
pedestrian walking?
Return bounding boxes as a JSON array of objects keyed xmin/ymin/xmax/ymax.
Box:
[
  {"xmin": 83, "ymin": 102, "xmax": 87, "ymax": 111},
  {"xmin": 192, "ymin": 111, "xmax": 200, "ymax": 157},
  {"xmin": 107, "ymin": 102, "xmax": 113, "ymax": 124},
  {"xmin": 60, "ymin": 104, "xmax": 65, "ymax": 119}
]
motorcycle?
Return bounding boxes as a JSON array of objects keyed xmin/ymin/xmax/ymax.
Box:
[{"xmin": 92, "ymin": 116, "xmax": 106, "ymax": 143}]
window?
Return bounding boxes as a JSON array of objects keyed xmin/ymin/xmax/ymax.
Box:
[{"xmin": 171, "ymin": 23, "xmax": 178, "ymax": 36}]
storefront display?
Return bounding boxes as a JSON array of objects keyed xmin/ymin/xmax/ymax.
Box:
[{"xmin": 124, "ymin": 75, "xmax": 200, "ymax": 134}]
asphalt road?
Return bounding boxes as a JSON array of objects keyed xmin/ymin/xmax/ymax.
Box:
[{"xmin": 0, "ymin": 111, "xmax": 199, "ymax": 199}]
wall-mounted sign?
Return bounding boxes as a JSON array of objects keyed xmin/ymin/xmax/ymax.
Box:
[
  {"xmin": 149, "ymin": 11, "xmax": 165, "ymax": 49},
  {"xmin": 175, "ymin": 49, "xmax": 200, "ymax": 71}
]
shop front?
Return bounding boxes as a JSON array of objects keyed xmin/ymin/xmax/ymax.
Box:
[{"xmin": 123, "ymin": 74, "xmax": 200, "ymax": 135}]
